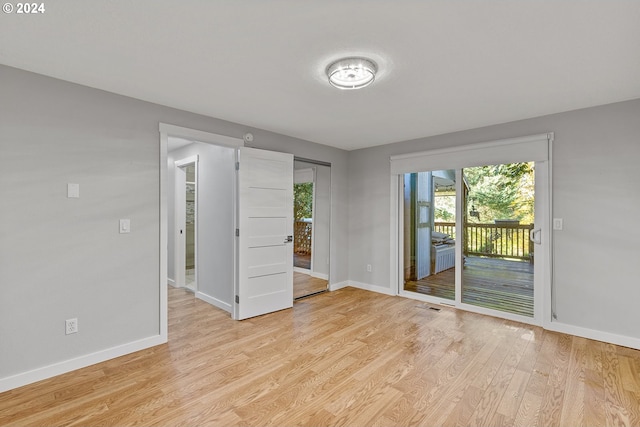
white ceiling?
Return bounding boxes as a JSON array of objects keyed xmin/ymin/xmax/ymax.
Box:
[{"xmin": 2, "ymin": 1, "xmax": 639, "ymax": 151}]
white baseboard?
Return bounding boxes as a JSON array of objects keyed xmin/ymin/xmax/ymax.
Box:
[
  {"xmin": 167, "ymin": 278, "xmax": 176, "ymax": 287},
  {"xmin": 0, "ymin": 335, "xmax": 166, "ymax": 393},
  {"xmin": 310, "ymin": 271, "xmax": 329, "ymax": 280},
  {"xmin": 329, "ymin": 280, "xmax": 395, "ymax": 296},
  {"xmin": 196, "ymin": 292, "xmax": 232, "ymax": 313},
  {"xmin": 329, "ymin": 280, "xmax": 350, "ymax": 291},
  {"xmin": 293, "ymin": 267, "xmax": 329, "ymax": 281},
  {"xmin": 546, "ymin": 320, "xmax": 640, "ymax": 350},
  {"xmin": 348, "ymin": 280, "xmax": 396, "ymax": 296}
]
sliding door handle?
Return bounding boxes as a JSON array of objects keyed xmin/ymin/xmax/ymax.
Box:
[{"xmin": 529, "ymin": 228, "xmax": 542, "ymax": 245}]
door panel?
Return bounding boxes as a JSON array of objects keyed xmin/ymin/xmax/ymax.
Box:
[
  {"xmin": 237, "ymin": 147, "xmax": 294, "ymax": 320},
  {"xmin": 461, "ymin": 162, "xmax": 536, "ymax": 318}
]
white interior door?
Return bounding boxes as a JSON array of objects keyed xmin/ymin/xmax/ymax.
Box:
[{"xmin": 236, "ymin": 147, "xmax": 294, "ymax": 320}]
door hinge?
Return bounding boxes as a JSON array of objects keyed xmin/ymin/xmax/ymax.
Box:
[
  {"xmin": 235, "ymin": 162, "xmax": 239, "ymax": 170},
  {"xmin": 235, "ymin": 228, "xmax": 239, "ymax": 237},
  {"xmin": 235, "ymin": 295, "xmax": 239, "ymax": 304}
]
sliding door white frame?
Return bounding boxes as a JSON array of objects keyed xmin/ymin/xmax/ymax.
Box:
[{"xmin": 390, "ymin": 133, "xmax": 553, "ymax": 326}]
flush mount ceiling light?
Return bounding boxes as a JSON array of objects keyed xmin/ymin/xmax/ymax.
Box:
[{"xmin": 326, "ymin": 57, "xmax": 377, "ymax": 90}]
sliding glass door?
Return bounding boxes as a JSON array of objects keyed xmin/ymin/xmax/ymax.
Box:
[
  {"xmin": 460, "ymin": 162, "xmax": 536, "ymax": 317},
  {"xmin": 403, "ymin": 170, "xmax": 457, "ymax": 302},
  {"xmin": 394, "ymin": 134, "xmax": 551, "ymax": 325}
]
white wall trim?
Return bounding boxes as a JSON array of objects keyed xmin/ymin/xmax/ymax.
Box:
[
  {"xmin": 159, "ymin": 123, "xmax": 244, "ymax": 148},
  {"xmin": 347, "ymin": 281, "xmax": 396, "ymax": 296},
  {"xmin": 159, "ymin": 128, "xmax": 169, "ymax": 343},
  {"xmin": 293, "ymin": 267, "xmax": 328, "ymax": 281},
  {"xmin": 196, "ymin": 292, "xmax": 232, "ymax": 313},
  {"xmin": 0, "ymin": 335, "xmax": 165, "ymax": 393},
  {"xmin": 389, "ymin": 133, "xmax": 552, "ymax": 161},
  {"xmin": 175, "ymin": 154, "xmax": 199, "ymax": 168},
  {"xmin": 310, "ymin": 271, "xmax": 329, "ymax": 281},
  {"xmin": 329, "ymin": 280, "xmax": 350, "ymax": 291},
  {"xmin": 167, "ymin": 278, "xmax": 176, "ymax": 287},
  {"xmin": 390, "ymin": 175, "xmax": 400, "ymax": 296},
  {"xmin": 546, "ymin": 321, "xmax": 640, "ymax": 351}
]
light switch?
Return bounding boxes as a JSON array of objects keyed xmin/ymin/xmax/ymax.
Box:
[
  {"xmin": 553, "ymin": 218, "xmax": 563, "ymax": 230},
  {"xmin": 67, "ymin": 183, "xmax": 80, "ymax": 198},
  {"xmin": 119, "ymin": 219, "xmax": 131, "ymax": 234}
]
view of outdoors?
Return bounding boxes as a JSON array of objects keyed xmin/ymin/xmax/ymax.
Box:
[
  {"xmin": 404, "ymin": 162, "xmax": 536, "ymax": 317},
  {"xmin": 294, "ymin": 182, "xmax": 313, "ymax": 269}
]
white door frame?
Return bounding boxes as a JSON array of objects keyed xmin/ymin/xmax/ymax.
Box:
[
  {"xmin": 159, "ymin": 123, "xmax": 243, "ymax": 341},
  {"xmin": 174, "ymin": 155, "xmax": 199, "ymax": 290},
  {"xmin": 390, "ymin": 133, "xmax": 553, "ymax": 327}
]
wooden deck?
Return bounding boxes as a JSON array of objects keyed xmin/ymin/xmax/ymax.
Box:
[{"xmin": 404, "ymin": 256, "xmax": 533, "ymax": 317}]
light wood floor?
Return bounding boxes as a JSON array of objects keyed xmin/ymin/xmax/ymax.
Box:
[
  {"xmin": 2, "ymin": 287, "xmax": 640, "ymax": 426},
  {"xmin": 294, "ymin": 271, "xmax": 328, "ymax": 299}
]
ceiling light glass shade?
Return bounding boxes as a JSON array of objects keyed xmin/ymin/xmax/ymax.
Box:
[{"xmin": 326, "ymin": 57, "xmax": 377, "ymax": 90}]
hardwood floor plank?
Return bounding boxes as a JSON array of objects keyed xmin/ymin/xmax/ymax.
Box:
[
  {"xmin": 559, "ymin": 336, "xmax": 587, "ymax": 426},
  {"xmin": 537, "ymin": 332, "xmax": 572, "ymax": 426},
  {"xmin": 1, "ymin": 286, "xmax": 640, "ymax": 426},
  {"xmin": 602, "ymin": 343, "xmax": 640, "ymax": 426},
  {"xmin": 513, "ymin": 391, "xmax": 542, "ymax": 427}
]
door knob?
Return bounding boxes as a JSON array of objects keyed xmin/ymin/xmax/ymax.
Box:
[{"xmin": 529, "ymin": 228, "xmax": 541, "ymax": 244}]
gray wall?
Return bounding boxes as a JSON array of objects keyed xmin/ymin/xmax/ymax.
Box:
[
  {"xmin": 168, "ymin": 142, "xmax": 235, "ymax": 307},
  {"xmin": 348, "ymin": 98, "xmax": 640, "ymax": 339},
  {"xmin": 0, "ymin": 64, "xmax": 348, "ymax": 382}
]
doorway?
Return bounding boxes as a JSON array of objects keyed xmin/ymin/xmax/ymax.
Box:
[
  {"xmin": 402, "ymin": 163, "xmax": 536, "ymax": 317},
  {"xmin": 393, "ymin": 133, "xmax": 552, "ymax": 325},
  {"xmin": 461, "ymin": 163, "xmax": 535, "ymax": 317},
  {"xmin": 166, "ymin": 132, "xmax": 238, "ymax": 316},
  {"xmin": 403, "ymin": 170, "xmax": 457, "ymax": 301},
  {"xmin": 174, "ymin": 158, "xmax": 198, "ymax": 292},
  {"xmin": 293, "ymin": 159, "xmax": 331, "ymax": 299}
]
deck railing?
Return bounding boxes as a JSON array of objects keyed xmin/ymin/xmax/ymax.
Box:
[
  {"xmin": 434, "ymin": 221, "xmax": 534, "ymax": 261},
  {"xmin": 294, "ymin": 220, "xmax": 312, "ymax": 254}
]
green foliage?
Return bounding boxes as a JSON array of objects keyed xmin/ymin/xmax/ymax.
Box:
[
  {"xmin": 435, "ymin": 207, "xmax": 454, "ymax": 222},
  {"xmin": 464, "ymin": 162, "xmax": 534, "ymax": 224},
  {"xmin": 294, "ymin": 183, "xmax": 313, "ymax": 220}
]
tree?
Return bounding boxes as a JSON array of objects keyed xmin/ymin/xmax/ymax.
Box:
[
  {"xmin": 294, "ymin": 183, "xmax": 313, "ymax": 220},
  {"xmin": 464, "ymin": 162, "xmax": 534, "ymax": 223}
]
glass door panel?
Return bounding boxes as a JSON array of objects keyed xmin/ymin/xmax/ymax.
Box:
[
  {"xmin": 461, "ymin": 162, "xmax": 535, "ymax": 317},
  {"xmin": 403, "ymin": 170, "xmax": 457, "ymax": 301}
]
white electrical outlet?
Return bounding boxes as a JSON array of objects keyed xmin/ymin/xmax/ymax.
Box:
[
  {"xmin": 67, "ymin": 183, "xmax": 80, "ymax": 198},
  {"xmin": 553, "ymin": 218, "xmax": 563, "ymax": 230},
  {"xmin": 367, "ymin": 264, "xmax": 372, "ymax": 272},
  {"xmin": 119, "ymin": 219, "xmax": 131, "ymax": 234},
  {"xmin": 65, "ymin": 318, "xmax": 78, "ymax": 335}
]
